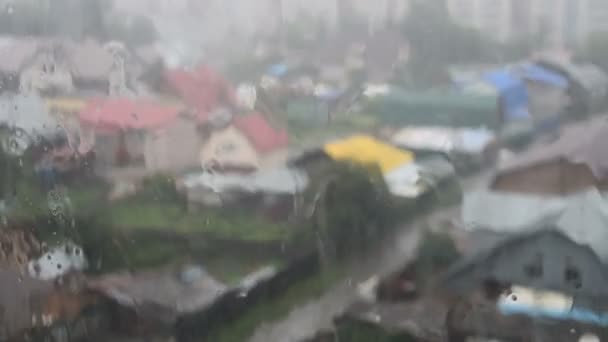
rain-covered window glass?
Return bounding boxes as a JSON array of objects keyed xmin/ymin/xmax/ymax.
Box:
[{"xmin": 1, "ymin": 0, "xmax": 608, "ymax": 341}]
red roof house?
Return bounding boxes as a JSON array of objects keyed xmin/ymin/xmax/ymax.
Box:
[
  {"xmin": 200, "ymin": 113, "xmax": 288, "ymax": 172},
  {"xmin": 233, "ymin": 113, "xmax": 289, "ymax": 154},
  {"xmin": 165, "ymin": 65, "xmax": 236, "ymax": 114},
  {"xmin": 79, "ymin": 98, "xmax": 181, "ymax": 132},
  {"xmin": 79, "ymin": 99, "xmax": 203, "ymax": 172}
]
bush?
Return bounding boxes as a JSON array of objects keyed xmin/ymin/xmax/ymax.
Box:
[
  {"xmin": 138, "ymin": 174, "xmax": 183, "ymax": 204},
  {"xmin": 301, "ymin": 161, "xmax": 399, "ymax": 261},
  {"xmin": 414, "ymin": 230, "xmax": 461, "ymax": 287}
]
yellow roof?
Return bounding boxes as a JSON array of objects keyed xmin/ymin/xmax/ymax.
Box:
[
  {"xmin": 323, "ymin": 135, "xmax": 414, "ymax": 173},
  {"xmin": 45, "ymin": 98, "xmax": 87, "ymax": 112}
]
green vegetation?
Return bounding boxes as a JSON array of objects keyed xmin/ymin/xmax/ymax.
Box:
[
  {"xmin": 336, "ymin": 318, "xmax": 419, "ymax": 342},
  {"xmin": 399, "ymin": 0, "xmax": 537, "ymax": 89},
  {"xmin": 106, "ymin": 199, "xmax": 290, "ymax": 242},
  {"xmin": 208, "ymin": 267, "xmax": 343, "ymax": 342},
  {"xmin": 414, "ymin": 230, "xmax": 461, "ymax": 288}
]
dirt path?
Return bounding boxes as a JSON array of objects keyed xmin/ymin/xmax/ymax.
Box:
[
  {"xmin": 248, "ymin": 211, "xmax": 462, "ymax": 342},
  {"xmin": 248, "ymin": 171, "xmax": 491, "ymax": 342}
]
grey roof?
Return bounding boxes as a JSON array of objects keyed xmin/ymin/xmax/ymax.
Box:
[
  {"xmin": 87, "ymin": 264, "xmax": 227, "ymax": 324},
  {"xmin": 440, "ymin": 228, "xmax": 608, "ymax": 289},
  {"xmin": 538, "ymin": 58, "xmax": 608, "ymax": 95},
  {"xmin": 181, "ymin": 167, "xmax": 309, "ymax": 195},
  {"xmin": 462, "ymin": 189, "xmax": 608, "ymax": 263},
  {"xmin": 498, "ymin": 116, "xmax": 608, "ymax": 179}
]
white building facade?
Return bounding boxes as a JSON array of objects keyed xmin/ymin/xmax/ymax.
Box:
[{"xmin": 447, "ymin": 0, "xmax": 608, "ymax": 46}]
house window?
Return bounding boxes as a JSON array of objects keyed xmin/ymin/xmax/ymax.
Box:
[
  {"xmin": 565, "ymin": 265, "xmax": 582, "ymax": 289},
  {"xmin": 523, "ymin": 253, "xmax": 543, "ymax": 279}
]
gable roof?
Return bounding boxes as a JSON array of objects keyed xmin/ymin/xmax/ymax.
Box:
[
  {"xmin": 87, "ymin": 264, "xmax": 227, "ymax": 323},
  {"xmin": 233, "ymin": 113, "xmax": 288, "ymax": 153},
  {"xmin": 165, "ymin": 65, "xmax": 235, "ymax": 112},
  {"xmin": 498, "ymin": 116, "xmax": 608, "ymax": 179},
  {"xmin": 440, "ymin": 228, "xmax": 608, "ymax": 298},
  {"xmin": 79, "ymin": 98, "xmax": 182, "ymax": 131}
]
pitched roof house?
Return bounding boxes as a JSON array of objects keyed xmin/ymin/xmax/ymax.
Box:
[
  {"xmin": 79, "ymin": 98, "xmax": 201, "ymax": 173},
  {"xmin": 165, "ymin": 65, "xmax": 236, "ymax": 113},
  {"xmin": 493, "ymin": 116, "xmax": 608, "ymax": 195},
  {"xmin": 0, "ymin": 38, "xmax": 143, "ymax": 96},
  {"xmin": 200, "ymin": 113, "xmax": 288, "ymax": 172},
  {"xmin": 440, "ymin": 227, "xmax": 608, "ymax": 341}
]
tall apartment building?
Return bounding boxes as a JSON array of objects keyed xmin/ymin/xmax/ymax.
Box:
[
  {"xmin": 446, "ymin": 0, "xmax": 513, "ymax": 42},
  {"xmin": 577, "ymin": 0, "xmax": 608, "ymax": 42},
  {"xmin": 447, "ymin": 0, "xmax": 608, "ymax": 46}
]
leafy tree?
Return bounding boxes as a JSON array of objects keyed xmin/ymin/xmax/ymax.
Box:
[
  {"xmin": 399, "ymin": 0, "xmax": 498, "ymax": 88},
  {"xmin": 304, "ymin": 162, "xmax": 397, "ymax": 262}
]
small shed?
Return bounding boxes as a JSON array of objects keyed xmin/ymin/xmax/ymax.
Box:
[
  {"xmin": 492, "ymin": 116, "xmax": 608, "ymax": 195},
  {"xmin": 179, "ymin": 167, "xmax": 309, "ymax": 219},
  {"xmin": 87, "ymin": 264, "xmax": 227, "ymax": 335}
]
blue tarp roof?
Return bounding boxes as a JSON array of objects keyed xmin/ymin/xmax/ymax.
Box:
[
  {"xmin": 482, "ymin": 69, "xmax": 531, "ymax": 122},
  {"xmin": 517, "ymin": 63, "xmax": 568, "ymax": 89}
]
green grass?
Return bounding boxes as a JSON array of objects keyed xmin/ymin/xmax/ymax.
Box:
[
  {"xmin": 107, "ymin": 200, "xmax": 291, "ymax": 242},
  {"xmin": 8, "ymin": 177, "xmax": 291, "ymax": 243},
  {"xmin": 208, "ymin": 267, "xmax": 344, "ymax": 342},
  {"xmin": 104, "ymin": 234, "xmax": 283, "ymax": 284}
]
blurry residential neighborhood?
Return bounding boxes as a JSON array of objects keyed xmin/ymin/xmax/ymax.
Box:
[{"xmin": 0, "ymin": 0, "xmax": 608, "ymax": 341}]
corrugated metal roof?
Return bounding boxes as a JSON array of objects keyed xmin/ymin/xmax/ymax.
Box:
[
  {"xmin": 498, "ymin": 115, "xmax": 608, "ymax": 179},
  {"xmin": 181, "ymin": 167, "xmax": 309, "ymax": 194}
]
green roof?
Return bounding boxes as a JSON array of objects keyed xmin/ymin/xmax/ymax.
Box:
[{"xmin": 364, "ymin": 88, "xmax": 501, "ymax": 130}]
